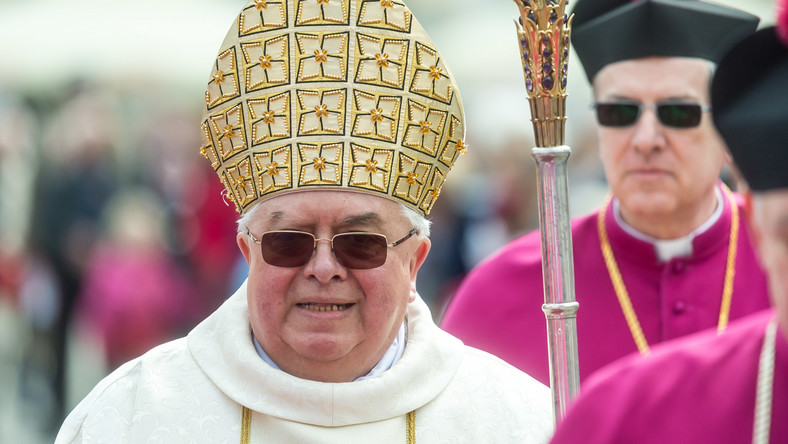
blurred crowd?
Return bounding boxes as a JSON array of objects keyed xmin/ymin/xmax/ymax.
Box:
[{"xmin": 0, "ymin": 80, "xmax": 243, "ymax": 438}]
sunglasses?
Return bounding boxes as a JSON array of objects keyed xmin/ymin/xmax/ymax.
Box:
[
  {"xmin": 592, "ymin": 101, "xmax": 711, "ymax": 128},
  {"xmin": 246, "ymin": 227, "xmax": 419, "ymax": 269}
]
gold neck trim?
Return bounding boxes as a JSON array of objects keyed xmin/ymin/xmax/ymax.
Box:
[{"xmin": 597, "ymin": 185, "xmax": 739, "ymax": 354}]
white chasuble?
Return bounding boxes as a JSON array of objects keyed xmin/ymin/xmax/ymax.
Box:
[{"xmin": 56, "ymin": 281, "xmax": 553, "ymax": 443}]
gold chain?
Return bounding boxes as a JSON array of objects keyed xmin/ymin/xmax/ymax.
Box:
[
  {"xmin": 597, "ymin": 185, "xmax": 739, "ymax": 354},
  {"xmin": 241, "ymin": 406, "xmax": 416, "ymax": 443}
]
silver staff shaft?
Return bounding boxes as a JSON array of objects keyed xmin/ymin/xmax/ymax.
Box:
[
  {"xmin": 510, "ymin": 0, "xmax": 579, "ymax": 423},
  {"xmin": 532, "ymin": 145, "xmax": 579, "ymax": 423}
]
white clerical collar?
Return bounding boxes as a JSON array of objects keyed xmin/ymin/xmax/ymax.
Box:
[
  {"xmin": 613, "ymin": 187, "xmax": 723, "ymax": 262},
  {"xmin": 252, "ymin": 322, "xmax": 407, "ymax": 382}
]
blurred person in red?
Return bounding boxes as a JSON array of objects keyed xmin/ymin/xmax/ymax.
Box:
[
  {"xmin": 551, "ymin": 10, "xmax": 788, "ymax": 442},
  {"xmin": 442, "ymin": 0, "xmax": 772, "ymax": 386},
  {"xmin": 136, "ymin": 107, "xmax": 240, "ymax": 314},
  {"xmin": 77, "ymin": 188, "xmax": 198, "ymax": 369}
]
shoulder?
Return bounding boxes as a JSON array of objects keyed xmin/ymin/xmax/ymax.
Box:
[
  {"xmin": 585, "ymin": 309, "xmax": 770, "ymax": 394},
  {"xmin": 455, "ymin": 345, "xmax": 552, "ymax": 410},
  {"xmin": 442, "ymin": 345, "xmax": 554, "ymax": 438},
  {"xmin": 55, "ymin": 337, "xmax": 215, "ymax": 442},
  {"xmin": 551, "ymin": 310, "xmax": 773, "ymax": 443}
]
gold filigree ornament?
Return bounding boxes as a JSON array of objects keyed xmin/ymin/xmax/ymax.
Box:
[
  {"xmin": 513, "ymin": 0, "xmax": 572, "ymax": 147},
  {"xmin": 200, "ymin": 0, "xmax": 465, "ymax": 216}
]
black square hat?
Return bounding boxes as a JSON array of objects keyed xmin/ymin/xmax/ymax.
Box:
[
  {"xmin": 712, "ymin": 26, "xmax": 788, "ymax": 191},
  {"xmin": 571, "ymin": 0, "xmax": 759, "ymax": 83}
]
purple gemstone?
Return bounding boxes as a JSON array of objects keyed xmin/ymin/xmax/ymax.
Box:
[
  {"xmin": 542, "ymin": 36, "xmax": 550, "ymax": 46},
  {"xmin": 529, "ymin": 11, "xmax": 535, "ymax": 22},
  {"xmin": 525, "ymin": 65, "xmax": 531, "ymax": 75},
  {"xmin": 543, "ymin": 48, "xmax": 552, "ymax": 59},
  {"xmin": 543, "ymin": 62, "xmax": 553, "ymax": 74},
  {"xmin": 550, "ymin": 11, "xmax": 557, "ymax": 24},
  {"xmin": 523, "ymin": 50, "xmax": 529, "ymax": 62},
  {"xmin": 521, "ymin": 36, "xmax": 527, "ymax": 47},
  {"xmin": 562, "ymin": 63, "xmax": 568, "ymax": 74},
  {"xmin": 562, "ymin": 76, "xmax": 568, "ymax": 88},
  {"xmin": 542, "ymin": 76, "xmax": 554, "ymax": 90},
  {"xmin": 526, "ymin": 78, "xmax": 533, "ymax": 91},
  {"xmin": 564, "ymin": 36, "xmax": 570, "ymax": 45},
  {"xmin": 564, "ymin": 48, "xmax": 569, "ymax": 58}
]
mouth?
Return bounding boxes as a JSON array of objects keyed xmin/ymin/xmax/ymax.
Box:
[{"xmin": 297, "ymin": 303, "xmax": 355, "ymax": 312}]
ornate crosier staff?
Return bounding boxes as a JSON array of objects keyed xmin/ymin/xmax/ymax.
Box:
[{"xmin": 511, "ymin": 0, "xmax": 579, "ymax": 424}]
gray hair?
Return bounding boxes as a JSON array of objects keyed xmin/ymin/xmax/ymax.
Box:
[{"xmin": 236, "ymin": 197, "xmax": 431, "ymax": 238}]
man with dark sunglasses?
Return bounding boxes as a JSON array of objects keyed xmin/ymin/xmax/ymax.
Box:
[
  {"xmin": 55, "ymin": 0, "xmax": 553, "ymax": 442},
  {"xmin": 442, "ymin": 0, "xmax": 772, "ymax": 388},
  {"xmin": 551, "ymin": 18, "xmax": 788, "ymax": 443}
]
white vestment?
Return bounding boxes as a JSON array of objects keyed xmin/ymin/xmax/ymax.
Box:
[{"xmin": 56, "ymin": 282, "xmax": 553, "ymax": 443}]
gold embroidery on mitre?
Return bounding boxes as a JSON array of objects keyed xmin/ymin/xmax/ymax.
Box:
[
  {"xmin": 438, "ymin": 114, "xmax": 466, "ymax": 167},
  {"xmin": 410, "ymin": 42, "xmax": 453, "ymax": 104},
  {"xmin": 394, "ymin": 153, "xmax": 430, "ymax": 204},
  {"xmin": 420, "ymin": 167, "xmax": 446, "ymax": 214},
  {"xmin": 241, "ymin": 35, "xmax": 289, "ymax": 91},
  {"xmin": 296, "ymin": 89, "xmax": 346, "ymax": 135},
  {"xmin": 349, "ymin": 143, "xmax": 393, "ymax": 192},
  {"xmin": 239, "ymin": 0, "xmax": 287, "ymax": 36},
  {"xmin": 206, "ymin": 48, "xmax": 241, "ymax": 109},
  {"xmin": 355, "ymin": 33, "xmax": 408, "ymax": 88},
  {"xmin": 200, "ymin": 120, "xmax": 221, "ymax": 170},
  {"xmin": 200, "ymin": 0, "xmax": 466, "ymax": 216},
  {"xmin": 253, "ymin": 145, "xmax": 292, "ymax": 194},
  {"xmin": 295, "ymin": 32, "xmax": 349, "ymax": 82},
  {"xmin": 296, "ymin": 0, "xmax": 350, "ymax": 25},
  {"xmin": 298, "ymin": 142, "xmax": 343, "ymax": 186},
  {"xmin": 402, "ymin": 100, "xmax": 447, "ymax": 156},
  {"xmin": 248, "ymin": 91, "xmax": 291, "ymax": 145},
  {"xmin": 209, "ymin": 103, "xmax": 247, "ymax": 160},
  {"xmin": 227, "ymin": 156, "xmax": 257, "ymax": 208},
  {"xmin": 357, "ymin": 0, "xmax": 412, "ymax": 32},
  {"xmin": 351, "ymin": 90, "xmax": 400, "ymax": 142}
]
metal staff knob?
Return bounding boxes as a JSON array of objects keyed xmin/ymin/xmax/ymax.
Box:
[{"xmin": 513, "ymin": 0, "xmax": 572, "ymax": 147}]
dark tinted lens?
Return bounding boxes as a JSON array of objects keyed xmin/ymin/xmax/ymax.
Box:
[
  {"xmin": 333, "ymin": 233, "xmax": 388, "ymax": 269},
  {"xmin": 657, "ymin": 104, "xmax": 702, "ymax": 128},
  {"xmin": 595, "ymin": 103, "xmax": 640, "ymax": 127},
  {"xmin": 260, "ymin": 232, "xmax": 314, "ymax": 267}
]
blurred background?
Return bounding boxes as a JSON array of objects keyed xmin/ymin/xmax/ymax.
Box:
[{"xmin": 0, "ymin": 0, "xmax": 776, "ymax": 441}]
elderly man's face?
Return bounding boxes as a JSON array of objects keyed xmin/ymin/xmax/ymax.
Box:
[
  {"xmin": 594, "ymin": 57, "xmax": 728, "ymax": 232},
  {"xmin": 750, "ymin": 190, "xmax": 788, "ymax": 335},
  {"xmin": 237, "ymin": 191, "xmax": 430, "ymax": 382}
]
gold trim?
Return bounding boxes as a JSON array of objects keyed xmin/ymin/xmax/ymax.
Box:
[
  {"xmin": 598, "ymin": 185, "xmax": 738, "ymax": 354},
  {"xmin": 241, "ymin": 406, "xmax": 252, "ymax": 444},
  {"xmin": 406, "ymin": 409, "xmax": 416, "ymax": 443}
]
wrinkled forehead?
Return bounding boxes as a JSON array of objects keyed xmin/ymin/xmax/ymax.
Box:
[
  {"xmin": 251, "ymin": 189, "xmax": 404, "ymax": 228},
  {"xmin": 593, "ymin": 57, "xmax": 714, "ymax": 100}
]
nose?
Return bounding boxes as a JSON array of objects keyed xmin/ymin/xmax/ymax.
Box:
[
  {"xmin": 630, "ymin": 107, "xmax": 666, "ymax": 156},
  {"xmin": 303, "ymin": 238, "xmax": 347, "ymax": 282}
]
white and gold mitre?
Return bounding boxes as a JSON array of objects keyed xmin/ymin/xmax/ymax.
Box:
[{"xmin": 199, "ymin": 0, "xmax": 466, "ymax": 216}]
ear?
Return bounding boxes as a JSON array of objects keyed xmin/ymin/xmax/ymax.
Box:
[
  {"xmin": 408, "ymin": 237, "xmax": 431, "ymax": 290},
  {"xmin": 237, "ymin": 232, "xmax": 253, "ymax": 266}
]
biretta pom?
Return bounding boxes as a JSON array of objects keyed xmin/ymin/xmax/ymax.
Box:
[{"xmin": 778, "ymin": 0, "xmax": 788, "ymax": 46}]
